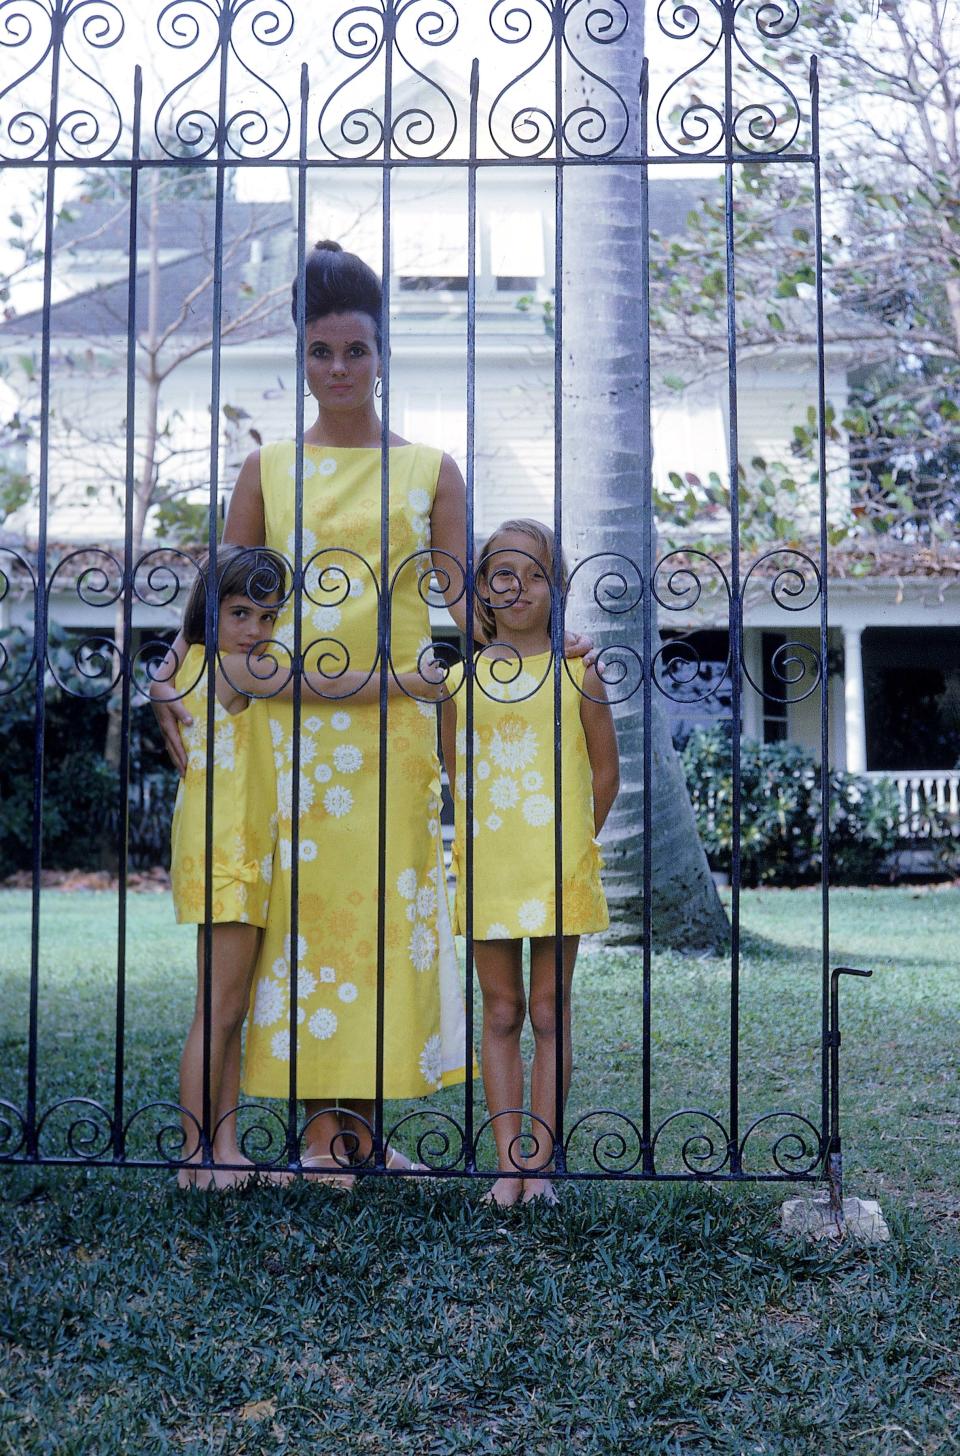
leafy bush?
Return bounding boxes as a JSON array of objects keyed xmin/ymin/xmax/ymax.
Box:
[
  {"xmin": 682, "ymin": 726, "xmax": 900, "ymax": 886},
  {"xmin": 0, "ymin": 626, "xmax": 177, "ymax": 876}
]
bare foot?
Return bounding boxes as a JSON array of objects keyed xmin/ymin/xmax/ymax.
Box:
[
  {"xmin": 176, "ymin": 1166, "xmax": 230, "ymax": 1191},
  {"xmin": 521, "ymin": 1177, "xmax": 559, "ymax": 1206},
  {"xmin": 299, "ymin": 1152, "xmax": 356, "ymax": 1193},
  {"xmin": 482, "ymin": 1176, "xmax": 524, "ymax": 1207}
]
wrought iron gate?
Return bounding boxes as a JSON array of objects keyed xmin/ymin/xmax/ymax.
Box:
[{"xmin": 0, "ymin": 0, "xmax": 870, "ymax": 1204}]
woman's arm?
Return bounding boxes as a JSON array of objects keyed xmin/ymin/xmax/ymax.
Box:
[
  {"xmin": 219, "ymin": 653, "xmax": 447, "ymax": 705},
  {"xmin": 579, "ymin": 666, "xmax": 620, "ymax": 834},
  {"xmin": 222, "ymin": 450, "xmax": 266, "ymax": 546},
  {"xmin": 430, "ymin": 454, "xmax": 470, "ymax": 635},
  {"xmin": 149, "ymin": 630, "xmax": 192, "ymax": 776},
  {"xmin": 440, "ymin": 696, "xmax": 457, "ymax": 792}
]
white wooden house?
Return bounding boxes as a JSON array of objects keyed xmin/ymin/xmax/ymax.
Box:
[{"xmin": 1, "ymin": 73, "xmax": 957, "ymax": 845}]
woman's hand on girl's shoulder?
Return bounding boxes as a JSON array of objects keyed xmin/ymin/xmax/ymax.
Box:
[
  {"xmin": 150, "ymin": 675, "xmax": 192, "ymax": 778},
  {"xmin": 562, "ymin": 629, "xmax": 596, "ymax": 664}
]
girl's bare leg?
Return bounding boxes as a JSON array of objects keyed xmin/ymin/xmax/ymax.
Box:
[
  {"xmin": 178, "ymin": 923, "xmax": 261, "ymax": 1189},
  {"xmin": 523, "ymin": 935, "xmax": 579, "ymax": 1204},
  {"xmin": 475, "ymin": 939, "xmax": 527, "ymax": 1206}
]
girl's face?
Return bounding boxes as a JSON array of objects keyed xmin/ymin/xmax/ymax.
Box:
[
  {"xmin": 304, "ymin": 310, "xmax": 381, "ymax": 411},
  {"xmin": 482, "ymin": 530, "xmax": 553, "ymax": 637},
  {"xmin": 218, "ymin": 594, "xmax": 278, "ymax": 655}
]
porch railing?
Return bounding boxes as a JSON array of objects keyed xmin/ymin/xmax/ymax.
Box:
[{"xmin": 864, "ymin": 770, "xmax": 960, "ymax": 841}]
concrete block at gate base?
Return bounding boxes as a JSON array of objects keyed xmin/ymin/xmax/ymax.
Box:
[{"xmin": 780, "ymin": 1192, "xmax": 891, "ymax": 1243}]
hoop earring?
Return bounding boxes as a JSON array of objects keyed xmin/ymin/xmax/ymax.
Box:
[
  {"xmin": 375, "ymin": 378, "xmax": 382, "ymax": 398},
  {"xmin": 303, "ymin": 384, "xmax": 312, "ymax": 398}
]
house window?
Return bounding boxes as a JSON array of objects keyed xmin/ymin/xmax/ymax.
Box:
[
  {"xmin": 659, "ymin": 629, "xmax": 733, "ymax": 748},
  {"xmin": 863, "ymin": 627, "xmax": 960, "ymax": 771},
  {"xmin": 761, "ymin": 632, "xmax": 789, "ymax": 743}
]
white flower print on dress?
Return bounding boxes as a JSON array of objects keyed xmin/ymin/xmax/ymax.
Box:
[
  {"xmin": 270, "ymin": 720, "xmax": 285, "ymax": 747},
  {"xmin": 299, "ymin": 839, "xmax": 317, "ymax": 861},
  {"xmin": 419, "ymin": 1033, "xmax": 443, "ymax": 1089},
  {"xmin": 260, "ymin": 853, "xmax": 274, "ymax": 885},
  {"xmin": 338, "ymin": 982, "xmax": 358, "ymax": 1003},
  {"xmin": 305, "ymin": 715, "xmax": 323, "ymax": 733},
  {"xmin": 272, "ymin": 957, "xmax": 286, "ymax": 978},
  {"xmin": 284, "ymin": 933, "xmax": 308, "ymax": 966},
  {"xmin": 416, "ymin": 885, "xmax": 437, "ymax": 918},
  {"xmin": 288, "ymin": 457, "xmax": 318, "ymax": 481},
  {"xmin": 427, "ymin": 816, "xmax": 438, "ymax": 838},
  {"xmin": 406, "ymin": 904, "xmax": 417, "ymax": 923},
  {"xmin": 318, "ymin": 457, "xmax": 338, "ymax": 477},
  {"xmin": 296, "ymin": 968, "xmax": 318, "ymax": 999},
  {"xmin": 277, "ymin": 770, "xmax": 316, "ymax": 819},
  {"xmin": 476, "ymin": 760, "xmax": 490, "ymax": 781},
  {"xmin": 485, "ymin": 923, "xmax": 511, "ymax": 940},
  {"xmin": 274, "ymin": 619, "xmax": 295, "ymax": 652},
  {"xmin": 485, "ymin": 813, "xmax": 503, "ymax": 832},
  {"xmin": 279, "ymin": 839, "xmax": 292, "ymax": 870},
  {"xmin": 454, "ymin": 772, "xmax": 467, "ymax": 801},
  {"xmin": 522, "ymin": 794, "xmax": 554, "ymax": 827},
  {"xmin": 489, "ymin": 776, "xmax": 520, "ymax": 811},
  {"xmin": 408, "ymin": 487, "xmax": 431, "ymax": 515},
  {"xmin": 523, "ymin": 771, "xmax": 543, "ymax": 792},
  {"xmin": 409, "ymin": 922, "xmax": 437, "ymax": 972},
  {"xmin": 271, "ymin": 1029, "xmax": 291, "ymax": 1061},
  {"xmin": 213, "ymin": 720, "xmax": 236, "ymax": 771},
  {"xmin": 324, "ymin": 784, "xmax": 353, "ymax": 818},
  {"xmin": 308, "ymin": 1007, "xmax": 338, "ymax": 1040},
  {"xmin": 455, "ymin": 728, "xmax": 481, "ymax": 757},
  {"xmin": 319, "ymin": 966, "xmax": 336, "ymax": 983},
  {"xmin": 311, "ymin": 604, "xmax": 342, "ymax": 633},
  {"xmin": 253, "ymin": 978, "xmax": 284, "ymax": 1027},
  {"xmin": 286, "ymin": 527, "xmax": 318, "ymax": 558},
  {"xmin": 397, "ymin": 868, "xmax": 418, "ymax": 900},
  {"xmin": 489, "ymin": 721, "xmax": 538, "ymax": 772},
  {"xmin": 499, "ymin": 670, "xmax": 538, "ymax": 703},
  {"xmin": 517, "ymin": 899, "xmax": 547, "ymax": 932},
  {"xmin": 349, "ymin": 577, "xmax": 365, "ymax": 597},
  {"xmin": 331, "ymin": 711, "xmax": 351, "ymax": 731},
  {"xmin": 315, "ymin": 763, "xmax": 332, "ymax": 783},
  {"xmin": 333, "ymin": 744, "xmax": 363, "ymax": 773}
]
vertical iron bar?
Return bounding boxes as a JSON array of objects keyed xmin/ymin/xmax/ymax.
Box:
[
  {"xmin": 551, "ymin": 6, "xmax": 566, "ymax": 1176},
  {"xmin": 463, "ymin": 57, "xmax": 479, "ymax": 1173},
  {"xmin": 111, "ymin": 67, "xmax": 143, "ymax": 1161},
  {"xmin": 287, "ymin": 62, "xmax": 309, "ymax": 1163},
  {"xmin": 200, "ymin": 5, "xmax": 231, "ymax": 1162},
  {"xmin": 25, "ymin": 0, "xmax": 64, "ymax": 1159},
  {"xmin": 723, "ymin": 0, "xmax": 743, "ymax": 1175},
  {"xmin": 811, "ymin": 57, "xmax": 831, "ymax": 1168},
  {"xmin": 638, "ymin": 60, "xmax": 654, "ymax": 1175},
  {"xmin": 374, "ymin": 5, "xmax": 395, "ymax": 1168}
]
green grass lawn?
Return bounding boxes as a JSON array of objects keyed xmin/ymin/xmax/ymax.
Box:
[{"xmin": 1, "ymin": 887, "xmax": 958, "ymax": 1453}]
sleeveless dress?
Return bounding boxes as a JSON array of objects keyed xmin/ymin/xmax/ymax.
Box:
[
  {"xmin": 449, "ymin": 653, "xmax": 608, "ymax": 939},
  {"xmin": 170, "ymin": 644, "xmax": 276, "ymax": 927},
  {"xmin": 241, "ymin": 441, "xmax": 467, "ymax": 1100}
]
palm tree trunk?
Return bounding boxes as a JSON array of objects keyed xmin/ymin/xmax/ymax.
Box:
[{"xmin": 562, "ymin": 4, "xmax": 728, "ymax": 950}]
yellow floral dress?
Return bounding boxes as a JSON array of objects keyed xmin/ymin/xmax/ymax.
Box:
[
  {"xmin": 242, "ymin": 442, "xmax": 467, "ymax": 1100},
  {"xmin": 449, "ymin": 653, "xmax": 608, "ymax": 939},
  {"xmin": 170, "ymin": 645, "xmax": 276, "ymax": 927}
]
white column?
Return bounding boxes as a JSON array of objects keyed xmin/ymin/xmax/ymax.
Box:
[{"xmin": 843, "ymin": 626, "xmax": 867, "ymax": 773}]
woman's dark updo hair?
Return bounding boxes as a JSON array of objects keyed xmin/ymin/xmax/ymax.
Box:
[{"xmin": 292, "ymin": 239, "xmax": 383, "ymax": 351}]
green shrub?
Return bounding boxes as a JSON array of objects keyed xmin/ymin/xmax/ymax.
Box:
[
  {"xmin": 0, "ymin": 626, "xmax": 177, "ymax": 875},
  {"xmin": 682, "ymin": 726, "xmax": 900, "ymax": 886}
]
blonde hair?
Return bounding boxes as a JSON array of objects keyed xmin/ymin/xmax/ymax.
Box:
[{"xmin": 475, "ymin": 518, "xmax": 568, "ymax": 644}]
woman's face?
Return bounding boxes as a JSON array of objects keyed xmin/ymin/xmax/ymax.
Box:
[{"xmin": 304, "ymin": 310, "xmax": 381, "ymax": 412}]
